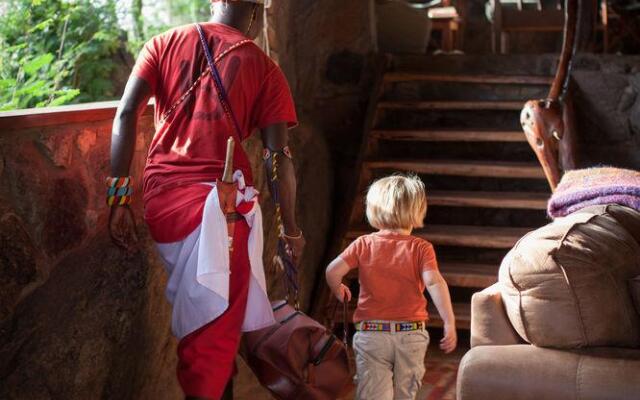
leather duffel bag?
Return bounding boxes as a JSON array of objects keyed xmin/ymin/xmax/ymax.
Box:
[{"xmin": 241, "ymin": 300, "xmax": 351, "ymax": 400}]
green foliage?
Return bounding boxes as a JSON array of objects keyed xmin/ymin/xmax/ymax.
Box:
[
  {"xmin": 0, "ymin": 0, "xmax": 127, "ymax": 110},
  {"xmin": 0, "ymin": 0, "xmax": 212, "ymax": 111}
]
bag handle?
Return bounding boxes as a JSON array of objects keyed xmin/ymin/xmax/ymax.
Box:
[{"xmin": 196, "ymin": 23, "xmax": 300, "ymax": 309}]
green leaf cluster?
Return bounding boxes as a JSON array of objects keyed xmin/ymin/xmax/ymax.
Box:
[
  {"xmin": 0, "ymin": 0, "xmax": 212, "ymax": 111},
  {"xmin": 0, "ymin": 0, "xmax": 127, "ymax": 110}
]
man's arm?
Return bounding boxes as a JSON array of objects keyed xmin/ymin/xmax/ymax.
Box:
[
  {"xmin": 111, "ymin": 76, "xmax": 152, "ymax": 176},
  {"xmin": 260, "ymin": 123, "xmax": 305, "ymax": 264},
  {"xmin": 108, "ymin": 76, "xmax": 151, "ymax": 251}
]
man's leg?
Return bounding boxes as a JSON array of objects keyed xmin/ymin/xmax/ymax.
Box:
[{"xmin": 177, "ymin": 220, "xmax": 251, "ymax": 400}]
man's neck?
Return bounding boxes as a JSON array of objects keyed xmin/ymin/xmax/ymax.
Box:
[{"xmin": 209, "ymin": 4, "xmax": 254, "ymax": 35}]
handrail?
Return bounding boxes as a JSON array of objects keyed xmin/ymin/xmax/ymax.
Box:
[{"xmin": 0, "ymin": 100, "xmax": 154, "ymax": 131}]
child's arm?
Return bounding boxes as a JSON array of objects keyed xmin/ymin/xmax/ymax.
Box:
[
  {"xmin": 325, "ymin": 257, "xmax": 353, "ymax": 303},
  {"xmin": 422, "ymin": 270, "xmax": 457, "ymax": 353}
]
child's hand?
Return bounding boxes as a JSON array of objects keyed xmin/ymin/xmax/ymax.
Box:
[
  {"xmin": 440, "ymin": 323, "xmax": 457, "ymax": 354},
  {"xmin": 332, "ymin": 283, "xmax": 352, "ymax": 303}
]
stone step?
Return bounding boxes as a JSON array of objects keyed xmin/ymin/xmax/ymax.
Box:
[
  {"xmin": 364, "ymin": 159, "xmax": 545, "ymax": 179},
  {"xmin": 346, "ymin": 224, "xmax": 531, "ymax": 249},
  {"xmin": 378, "ymin": 100, "xmax": 523, "ymax": 111},
  {"xmin": 384, "ymin": 72, "xmax": 553, "ymax": 85},
  {"xmin": 370, "ymin": 129, "xmax": 526, "ymax": 142}
]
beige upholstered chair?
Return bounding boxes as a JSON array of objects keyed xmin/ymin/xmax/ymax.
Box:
[{"xmin": 457, "ymin": 205, "xmax": 640, "ymax": 400}]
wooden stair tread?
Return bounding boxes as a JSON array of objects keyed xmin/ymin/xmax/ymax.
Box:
[
  {"xmin": 347, "ymin": 261, "xmax": 498, "ymax": 288},
  {"xmin": 414, "ymin": 225, "xmax": 530, "ymax": 249},
  {"xmin": 346, "ymin": 225, "xmax": 531, "ymax": 249},
  {"xmin": 439, "ymin": 262, "xmax": 499, "ymax": 288},
  {"xmin": 365, "ymin": 159, "xmax": 545, "ymax": 179},
  {"xmin": 384, "ymin": 72, "xmax": 553, "ymax": 85},
  {"xmin": 429, "ymin": 190, "xmax": 548, "ymax": 209},
  {"xmin": 370, "ymin": 129, "xmax": 527, "ymax": 142},
  {"xmin": 429, "ymin": 302, "xmax": 471, "ymax": 329},
  {"xmin": 378, "ymin": 100, "xmax": 523, "ymax": 111},
  {"xmin": 330, "ymin": 302, "xmax": 472, "ymax": 330}
]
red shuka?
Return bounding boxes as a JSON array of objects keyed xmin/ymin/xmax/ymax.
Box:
[{"xmin": 132, "ymin": 22, "xmax": 297, "ymax": 243}]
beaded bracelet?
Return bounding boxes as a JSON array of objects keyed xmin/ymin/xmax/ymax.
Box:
[{"xmin": 106, "ymin": 176, "xmax": 133, "ymax": 207}]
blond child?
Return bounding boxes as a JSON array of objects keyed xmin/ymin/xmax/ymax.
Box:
[{"xmin": 326, "ymin": 175, "xmax": 457, "ymax": 400}]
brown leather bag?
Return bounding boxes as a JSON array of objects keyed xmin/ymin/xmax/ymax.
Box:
[{"xmin": 240, "ymin": 300, "xmax": 351, "ymax": 400}]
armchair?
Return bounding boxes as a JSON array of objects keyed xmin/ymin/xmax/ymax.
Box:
[{"xmin": 457, "ymin": 204, "xmax": 640, "ymax": 400}]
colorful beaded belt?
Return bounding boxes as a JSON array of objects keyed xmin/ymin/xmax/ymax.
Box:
[{"xmin": 355, "ymin": 321, "xmax": 425, "ymax": 332}]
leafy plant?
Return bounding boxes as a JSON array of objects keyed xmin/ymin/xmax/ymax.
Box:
[
  {"xmin": 0, "ymin": 0, "xmax": 127, "ymax": 110},
  {"xmin": 0, "ymin": 0, "xmax": 213, "ymax": 111}
]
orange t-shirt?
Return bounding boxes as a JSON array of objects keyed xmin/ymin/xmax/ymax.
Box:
[{"xmin": 339, "ymin": 231, "xmax": 439, "ymax": 323}]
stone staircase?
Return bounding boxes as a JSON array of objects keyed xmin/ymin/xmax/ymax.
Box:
[{"xmin": 318, "ymin": 55, "xmax": 556, "ymax": 331}]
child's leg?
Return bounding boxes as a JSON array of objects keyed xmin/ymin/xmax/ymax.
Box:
[
  {"xmin": 392, "ymin": 330, "xmax": 430, "ymax": 400},
  {"xmin": 353, "ymin": 331, "xmax": 395, "ymax": 400}
]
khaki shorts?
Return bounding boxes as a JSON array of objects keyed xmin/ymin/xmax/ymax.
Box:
[{"xmin": 353, "ymin": 327, "xmax": 430, "ymax": 400}]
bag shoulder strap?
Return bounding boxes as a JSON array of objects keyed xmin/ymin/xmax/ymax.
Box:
[{"xmin": 195, "ymin": 23, "xmax": 248, "ymax": 143}]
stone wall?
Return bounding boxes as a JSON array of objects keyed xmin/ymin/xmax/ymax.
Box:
[
  {"xmin": 0, "ymin": 109, "xmax": 185, "ymax": 399},
  {"xmin": 571, "ymin": 55, "xmax": 640, "ymax": 169},
  {"xmin": 0, "ymin": 98, "xmax": 333, "ymax": 398}
]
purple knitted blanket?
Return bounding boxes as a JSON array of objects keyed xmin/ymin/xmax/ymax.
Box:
[{"xmin": 548, "ymin": 167, "xmax": 640, "ymax": 219}]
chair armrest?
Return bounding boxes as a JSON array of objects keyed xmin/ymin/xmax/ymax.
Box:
[{"xmin": 470, "ymin": 283, "xmax": 524, "ymax": 347}]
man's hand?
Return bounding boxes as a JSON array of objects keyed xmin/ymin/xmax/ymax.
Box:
[
  {"xmin": 440, "ymin": 323, "xmax": 458, "ymax": 354},
  {"xmin": 283, "ymin": 232, "xmax": 306, "ymax": 266},
  {"xmin": 109, "ymin": 206, "xmax": 139, "ymax": 254}
]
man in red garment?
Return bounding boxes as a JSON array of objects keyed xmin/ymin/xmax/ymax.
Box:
[{"xmin": 107, "ymin": 1, "xmax": 305, "ymax": 399}]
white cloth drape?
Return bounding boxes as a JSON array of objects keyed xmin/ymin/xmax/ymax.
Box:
[{"xmin": 155, "ymin": 171, "xmax": 275, "ymax": 339}]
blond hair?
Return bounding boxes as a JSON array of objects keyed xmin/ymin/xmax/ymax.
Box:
[{"xmin": 365, "ymin": 175, "xmax": 427, "ymax": 230}]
